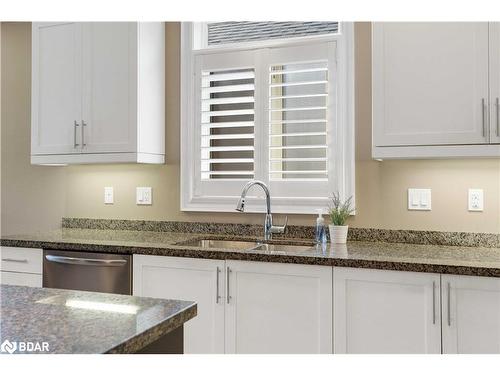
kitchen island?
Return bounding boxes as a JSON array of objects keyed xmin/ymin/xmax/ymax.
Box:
[{"xmin": 0, "ymin": 285, "xmax": 196, "ymax": 354}]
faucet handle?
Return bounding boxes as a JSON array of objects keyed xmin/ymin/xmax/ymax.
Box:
[{"xmin": 270, "ymin": 216, "xmax": 288, "ymax": 234}]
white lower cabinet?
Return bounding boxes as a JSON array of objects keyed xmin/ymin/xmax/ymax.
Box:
[
  {"xmin": 442, "ymin": 274, "xmax": 500, "ymax": 354},
  {"xmin": 224, "ymin": 260, "xmax": 332, "ymax": 354},
  {"xmin": 0, "ymin": 247, "xmax": 42, "ymax": 287},
  {"xmin": 333, "ymin": 267, "xmax": 441, "ymax": 354},
  {"xmin": 133, "ymin": 255, "xmax": 332, "ymax": 354},
  {"xmin": 133, "ymin": 255, "xmax": 225, "ymax": 354},
  {"xmin": 0, "ymin": 271, "xmax": 42, "ymax": 287},
  {"xmin": 133, "ymin": 254, "xmax": 500, "ymax": 354}
]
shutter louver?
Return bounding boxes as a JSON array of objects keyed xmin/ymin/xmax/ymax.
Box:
[
  {"xmin": 201, "ymin": 68, "xmax": 255, "ymax": 180},
  {"xmin": 268, "ymin": 61, "xmax": 329, "ymax": 181}
]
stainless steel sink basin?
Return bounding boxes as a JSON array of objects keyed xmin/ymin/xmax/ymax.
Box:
[
  {"xmin": 180, "ymin": 239, "xmax": 262, "ymax": 250},
  {"xmin": 251, "ymin": 243, "xmax": 314, "ymax": 253},
  {"xmin": 178, "ymin": 238, "xmax": 314, "ymax": 252}
]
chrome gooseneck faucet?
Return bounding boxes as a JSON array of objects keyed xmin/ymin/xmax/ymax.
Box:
[{"xmin": 236, "ymin": 180, "xmax": 287, "ymax": 241}]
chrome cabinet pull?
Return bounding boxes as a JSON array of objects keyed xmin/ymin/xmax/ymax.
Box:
[
  {"xmin": 74, "ymin": 121, "xmax": 80, "ymax": 148},
  {"xmin": 81, "ymin": 120, "xmax": 87, "ymax": 147},
  {"xmin": 216, "ymin": 266, "xmax": 221, "ymax": 304},
  {"xmin": 447, "ymin": 282, "xmax": 451, "ymax": 326},
  {"xmin": 226, "ymin": 266, "xmax": 231, "ymax": 304},
  {"xmin": 45, "ymin": 254, "xmax": 127, "ymax": 267},
  {"xmin": 482, "ymin": 98, "xmax": 488, "ymax": 138},
  {"xmin": 432, "ymin": 281, "xmax": 436, "ymax": 325},
  {"xmin": 2, "ymin": 258, "xmax": 28, "ymax": 263},
  {"xmin": 496, "ymin": 97, "xmax": 499, "ymax": 137}
]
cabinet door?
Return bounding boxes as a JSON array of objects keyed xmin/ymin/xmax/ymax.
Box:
[
  {"xmin": 334, "ymin": 267, "xmax": 441, "ymax": 354},
  {"xmin": 373, "ymin": 22, "xmax": 489, "ymax": 146},
  {"xmin": 133, "ymin": 255, "xmax": 225, "ymax": 354},
  {"xmin": 489, "ymin": 23, "xmax": 500, "ymax": 144},
  {"xmin": 442, "ymin": 274, "xmax": 500, "ymax": 353},
  {"xmin": 81, "ymin": 22, "xmax": 137, "ymax": 153},
  {"xmin": 31, "ymin": 22, "xmax": 82, "ymax": 155},
  {"xmin": 225, "ymin": 260, "xmax": 332, "ymax": 354},
  {"xmin": 0, "ymin": 271, "xmax": 42, "ymax": 287}
]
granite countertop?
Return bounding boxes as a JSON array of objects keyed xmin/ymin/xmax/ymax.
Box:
[
  {"xmin": 2, "ymin": 228, "xmax": 500, "ymax": 277},
  {"xmin": 0, "ymin": 285, "xmax": 196, "ymax": 354}
]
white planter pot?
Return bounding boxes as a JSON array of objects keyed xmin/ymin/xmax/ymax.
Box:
[{"xmin": 329, "ymin": 225, "xmax": 349, "ymax": 244}]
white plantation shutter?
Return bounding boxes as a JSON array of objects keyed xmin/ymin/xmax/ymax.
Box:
[
  {"xmin": 193, "ymin": 50, "xmax": 263, "ymax": 199},
  {"xmin": 200, "ymin": 68, "xmax": 256, "ymax": 180},
  {"xmin": 265, "ymin": 43, "xmax": 335, "ymax": 201},
  {"xmin": 183, "ymin": 23, "xmax": 354, "ymax": 213},
  {"xmin": 268, "ymin": 60, "xmax": 329, "ymax": 181}
]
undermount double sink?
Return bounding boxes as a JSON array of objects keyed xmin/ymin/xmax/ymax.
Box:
[{"xmin": 178, "ymin": 239, "xmax": 314, "ymax": 253}]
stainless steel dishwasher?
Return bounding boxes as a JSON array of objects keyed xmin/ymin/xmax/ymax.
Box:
[{"xmin": 43, "ymin": 250, "xmax": 132, "ymax": 295}]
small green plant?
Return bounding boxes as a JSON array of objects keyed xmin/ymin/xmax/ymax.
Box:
[{"xmin": 328, "ymin": 192, "xmax": 354, "ymax": 226}]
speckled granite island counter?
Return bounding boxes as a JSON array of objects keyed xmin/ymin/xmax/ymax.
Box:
[
  {"xmin": 0, "ymin": 285, "xmax": 196, "ymax": 354},
  {"xmin": 2, "ymin": 226, "xmax": 500, "ymax": 277}
]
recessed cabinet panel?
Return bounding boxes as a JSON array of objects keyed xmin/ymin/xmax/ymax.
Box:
[
  {"xmin": 442, "ymin": 274, "xmax": 500, "ymax": 354},
  {"xmin": 334, "ymin": 267, "xmax": 441, "ymax": 354},
  {"xmin": 82, "ymin": 22, "xmax": 137, "ymax": 153},
  {"xmin": 373, "ymin": 22, "xmax": 489, "ymax": 149},
  {"xmin": 133, "ymin": 255, "xmax": 225, "ymax": 354},
  {"xmin": 31, "ymin": 22, "xmax": 82, "ymax": 155},
  {"xmin": 225, "ymin": 260, "xmax": 332, "ymax": 354}
]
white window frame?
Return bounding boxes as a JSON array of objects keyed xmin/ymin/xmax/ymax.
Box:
[{"xmin": 181, "ymin": 22, "xmax": 355, "ymax": 214}]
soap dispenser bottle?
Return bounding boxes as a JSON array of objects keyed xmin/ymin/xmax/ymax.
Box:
[{"xmin": 315, "ymin": 209, "xmax": 327, "ymax": 245}]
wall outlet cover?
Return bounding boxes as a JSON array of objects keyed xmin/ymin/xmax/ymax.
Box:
[
  {"xmin": 136, "ymin": 187, "xmax": 152, "ymax": 205},
  {"xmin": 468, "ymin": 188, "xmax": 484, "ymax": 212},
  {"xmin": 104, "ymin": 187, "xmax": 114, "ymax": 205}
]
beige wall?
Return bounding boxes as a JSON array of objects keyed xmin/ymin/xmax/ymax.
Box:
[
  {"xmin": 1, "ymin": 23, "xmax": 67, "ymax": 235},
  {"xmin": 2, "ymin": 22, "xmax": 499, "ymax": 234}
]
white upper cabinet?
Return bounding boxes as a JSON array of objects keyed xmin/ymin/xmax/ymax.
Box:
[
  {"xmin": 373, "ymin": 22, "xmax": 500, "ymax": 158},
  {"xmin": 31, "ymin": 22, "xmax": 165, "ymax": 164},
  {"xmin": 81, "ymin": 22, "xmax": 137, "ymax": 154},
  {"xmin": 442, "ymin": 274, "xmax": 500, "ymax": 354},
  {"xmin": 334, "ymin": 267, "xmax": 441, "ymax": 354},
  {"xmin": 31, "ymin": 23, "xmax": 82, "ymax": 155},
  {"xmin": 489, "ymin": 23, "xmax": 500, "ymax": 144}
]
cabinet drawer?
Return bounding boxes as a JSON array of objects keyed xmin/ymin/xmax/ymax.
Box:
[
  {"xmin": 0, "ymin": 247, "xmax": 42, "ymax": 274},
  {"xmin": 0, "ymin": 271, "xmax": 42, "ymax": 287}
]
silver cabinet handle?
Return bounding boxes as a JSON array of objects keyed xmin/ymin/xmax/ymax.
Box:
[
  {"xmin": 2, "ymin": 258, "xmax": 28, "ymax": 263},
  {"xmin": 482, "ymin": 98, "xmax": 488, "ymax": 138},
  {"xmin": 45, "ymin": 254, "xmax": 127, "ymax": 267},
  {"xmin": 216, "ymin": 266, "xmax": 221, "ymax": 304},
  {"xmin": 447, "ymin": 282, "xmax": 451, "ymax": 326},
  {"xmin": 226, "ymin": 266, "xmax": 231, "ymax": 304},
  {"xmin": 496, "ymin": 97, "xmax": 499, "ymax": 137},
  {"xmin": 74, "ymin": 121, "xmax": 80, "ymax": 148},
  {"xmin": 432, "ymin": 281, "xmax": 436, "ymax": 325},
  {"xmin": 81, "ymin": 120, "xmax": 87, "ymax": 147}
]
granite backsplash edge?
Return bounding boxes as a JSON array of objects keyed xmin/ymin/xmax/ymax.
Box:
[{"xmin": 61, "ymin": 218, "xmax": 500, "ymax": 248}]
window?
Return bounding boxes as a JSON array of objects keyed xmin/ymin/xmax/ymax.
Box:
[{"xmin": 181, "ymin": 22, "xmax": 354, "ymax": 214}]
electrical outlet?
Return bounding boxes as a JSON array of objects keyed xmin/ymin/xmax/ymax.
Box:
[
  {"xmin": 104, "ymin": 187, "xmax": 114, "ymax": 205},
  {"xmin": 468, "ymin": 189, "xmax": 484, "ymax": 212},
  {"xmin": 136, "ymin": 187, "xmax": 152, "ymax": 205},
  {"xmin": 408, "ymin": 188, "xmax": 432, "ymax": 211}
]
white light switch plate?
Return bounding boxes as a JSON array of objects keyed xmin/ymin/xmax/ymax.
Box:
[
  {"xmin": 408, "ymin": 188, "xmax": 431, "ymax": 211},
  {"xmin": 136, "ymin": 187, "xmax": 152, "ymax": 205},
  {"xmin": 468, "ymin": 189, "xmax": 484, "ymax": 211},
  {"xmin": 104, "ymin": 187, "xmax": 114, "ymax": 205}
]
